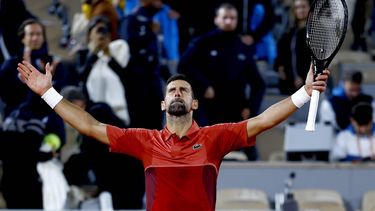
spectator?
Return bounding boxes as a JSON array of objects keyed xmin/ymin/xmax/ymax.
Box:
[
  {"xmin": 320, "ymin": 70, "xmax": 374, "ymax": 131},
  {"xmin": 274, "ymin": 0, "xmax": 311, "ymax": 95},
  {"xmin": 331, "ymin": 102, "xmax": 375, "ymax": 162},
  {"xmin": 84, "ymin": 0, "xmax": 119, "ymax": 40},
  {"xmin": 75, "ymin": 16, "xmax": 130, "ymax": 125},
  {"xmin": 229, "ymin": 0, "xmax": 275, "ymax": 48},
  {"xmin": 0, "ymin": 93, "xmax": 65, "ymax": 209},
  {"xmin": 153, "ymin": 0, "xmax": 180, "ymax": 74},
  {"xmin": 163, "ymin": 0, "xmax": 218, "ymax": 54},
  {"xmin": 178, "ymin": 3, "xmax": 265, "ymax": 160},
  {"xmin": 0, "ymin": 0, "xmax": 35, "ymax": 65},
  {"xmin": 351, "ymin": 0, "xmax": 369, "ymax": 51},
  {"xmin": 0, "ymin": 18, "xmax": 70, "ymax": 119},
  {"xmin": 119, "ymin": 0, "xmax": 164, "ymax": 129}
]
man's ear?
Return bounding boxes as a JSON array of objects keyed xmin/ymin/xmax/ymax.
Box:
[
  {"xmin": 161, "ymin": 101, "xmax": 166, "ymax": 111},
  {"xmin": 192, "ymin": 99, "xmax": 198, "ymax": 110}
]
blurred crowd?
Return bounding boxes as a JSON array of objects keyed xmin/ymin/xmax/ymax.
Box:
[{"xmin": 0, "ymin": 0, "xmax": 374, "ymax": 209}]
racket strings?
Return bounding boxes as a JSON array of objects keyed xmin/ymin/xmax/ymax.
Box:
[{"xmin": 308, "ymin": 0, "xmax": 346, "ymax": 60}]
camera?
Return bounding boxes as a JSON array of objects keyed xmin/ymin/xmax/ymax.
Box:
[{"xmin": 96, "ymin": 26, "xmax": 109, "ymax": 35}]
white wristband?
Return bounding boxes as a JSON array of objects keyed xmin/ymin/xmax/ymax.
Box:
[
  {"xmin": 291, "ymin": 86, "xmax": 311, "ymax": 108},
  {"xmin": 41, "ymin": 87, "xmax": 63, "ymax": 109}
]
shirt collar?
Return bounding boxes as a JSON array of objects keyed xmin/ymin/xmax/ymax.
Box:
[{"xmin": 161, "ymin": 121, "xmax": 200, "ymax": 141}]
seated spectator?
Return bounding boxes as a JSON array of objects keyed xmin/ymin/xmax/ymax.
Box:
[
  {"xmin": 331, "ymin": 102, "xmax": 375, "ymax": 162},
  {"xmin": 320, "ymin": 70, "xmax": 373, "ymax": 131}
]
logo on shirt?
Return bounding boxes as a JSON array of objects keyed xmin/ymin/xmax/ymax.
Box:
[{"xmin": 193, "ymin": 144, "xmax": 203, "ymax": 150}]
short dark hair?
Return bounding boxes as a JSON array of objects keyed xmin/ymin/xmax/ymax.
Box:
[
  {"xmin": 215, "ymin": 3, "xmax": 237, "ymax": 16},
  {"xmin": 166, "ymin": 74, "xmax": 196, "ymax": 99},
  {"xmin": 351, "ymin": 102, "xmax": 373, "ymax": 125},
  {"xmin": 18, "ymin": 18, "xmax": 46, "ymax": 40},
  {"xmin": 60, "ymin": 86, "xmax": 87, "ymax": 104},
  {"xmin": 344, "ymin": 70, "xmax": 363, "ymax": 84}
]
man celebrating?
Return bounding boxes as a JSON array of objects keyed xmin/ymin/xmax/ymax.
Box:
[{"xmin": 18, "ymin": 61, "xmax": 329, "ymax": 211}]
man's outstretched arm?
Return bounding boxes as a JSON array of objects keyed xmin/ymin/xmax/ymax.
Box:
[
  {"xmin": 17, "ymin": 61, "xmax": 109, "ymax": 145},
  {"xmin": 246, "ymin": 66, "xmax": 330, "ymax": 138}
]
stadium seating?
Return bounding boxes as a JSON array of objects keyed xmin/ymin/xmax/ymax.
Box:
[
  {"xmin": 293, "ymin": 189, "xmax": 346, "ymax": 211},
  {"xmin": 216, "ymin": 188, "xmax": 270, "ymax": 210},
  {"xmin": 362, "ymin": 190, "xmax": 375, "ymax": 211}
]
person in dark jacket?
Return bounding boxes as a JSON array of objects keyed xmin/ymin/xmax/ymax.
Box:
[
  {"xmin": 0, "ymin": 92, "xmax": 65, "ymax": 209},
  {"xmin": 0, "ymin": 0, "xmax": 35, "ymax": 64},
  {"xmin": 178, "ymin": 3, "xmax": 265, "ymax": 160},
  {"xmin": 229, "ymin": 0, "xmax": 275, "ymax": 47},
  {"xmin": 0, "ymin": 19, "xmax": 70, "ymax": 118},
  {"xmin": 274, "ymin": 0, "xmax": 311, "ymax": 95},
  {"xmin": 119, "ymin": 0, "xmax": 164, "ymax": 129}
]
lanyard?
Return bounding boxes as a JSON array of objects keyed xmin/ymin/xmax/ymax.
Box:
[{"xmin": 356, "ymin": 135, "xmax": 375, "ymax": 160}]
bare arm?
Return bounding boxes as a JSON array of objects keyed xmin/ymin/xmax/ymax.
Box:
[
  {"xmin": 17, "ymin": 61, "xmax": 109, "ymax": 145},
  {"xmin": 247, "ymin": 66, "xmax": 330, "ymax": 138}
]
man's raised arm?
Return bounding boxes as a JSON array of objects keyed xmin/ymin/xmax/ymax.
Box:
[
  {"xmin": 246, "ymin": 65, "xmax": 330, "ymax": 138},
  {"xmin": 17, "ymin": 61, "xmax": 109, "ymax": 145}
]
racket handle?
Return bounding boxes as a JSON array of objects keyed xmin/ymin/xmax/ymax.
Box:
[{"xmin": 305, "ymin": 90, "xmax": 320, "ymax": 131}]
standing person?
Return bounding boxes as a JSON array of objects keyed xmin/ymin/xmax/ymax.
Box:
[
  {"xmin": 17, "ymin": 59, "xmax": 329, "ymax": 211},
  {"xmin": 83, "ymin": 0, "xmax": 119, "ymax": 40},
  {"xmin": 350, "ymin": 0, "xmax": 368, "ymax": 51},
  {"xmin": 178, "ymin": 3, "xmax": 265, "ymax": 160},
  {"xmin": 274, "ymin": 0, "xmax": 311, "ymax": 95},
  {"xmin": 75, "ymin": 15, "xmax": 130, "ymax": 125},
  {"xmin": 0, "ymin": 18, "xmax": 70, "ymax": 119},
  {"xmin": 0, "ymin": 0, "xmax": 35, "ymax": 65},
  {"xmin": 230, "ymin": 0, "xmax": 275, "ymax": 48},
  {"xmin": 119, "ymin": 0, "xmax": 164, "ymax": 129}
]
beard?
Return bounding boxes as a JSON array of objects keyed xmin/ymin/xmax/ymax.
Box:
[{"xmin": 167, "ymin": 99, "xmax": 189, "ymax": 116}]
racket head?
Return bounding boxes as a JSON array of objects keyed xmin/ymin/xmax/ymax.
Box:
[{"xmin": 306, "ymin": 0, "xmax": 348, "ymax": 72}]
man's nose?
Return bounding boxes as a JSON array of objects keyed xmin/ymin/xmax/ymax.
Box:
[{"xmin": 174, "ymin": 90, "xmax": 181, "ymax": 97}]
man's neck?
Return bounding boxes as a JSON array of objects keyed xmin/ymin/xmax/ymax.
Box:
[{"xmin": 166, "ymin": 114, "xmax": 193, "ymax": 138}]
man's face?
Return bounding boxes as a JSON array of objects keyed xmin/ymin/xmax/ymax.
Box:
[
  {"xmin": 344, "ymin": 81, "xmax": 361, "ymax": 100},
  {"xmin": 214, "ymin": 8, "xmax": 238, "ymax": 32},
  {"xmin": 162, "ymin": 80, "xmax": 197, "ymax": 116},
  {"xmin": 294, "ymin": 0, "xmax": 310, "ymax": 21},
  {"xmin": 22, "ymin": 23, "xmax": 44, "ymax": 50}
]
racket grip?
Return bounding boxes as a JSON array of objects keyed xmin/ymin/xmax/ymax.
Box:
[{"xmin": 305, "ymin": 90, "xmax": 320, "ymax": 131}]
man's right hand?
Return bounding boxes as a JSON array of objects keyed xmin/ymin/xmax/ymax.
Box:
[{"xmin": 17, "ymin": 61, "xmax": 53, "ymax": 96}]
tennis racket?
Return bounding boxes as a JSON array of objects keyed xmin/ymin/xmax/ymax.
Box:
[{"xmin": 305, "ymin": 0, "xmax": 348, "ymax": 131}]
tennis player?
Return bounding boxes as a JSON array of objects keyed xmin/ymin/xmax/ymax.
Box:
[{"xmin": 17, "ymin": 61, "xmax": 329, "ymax": 211}]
